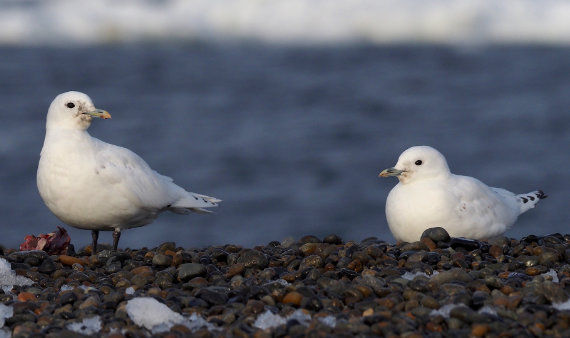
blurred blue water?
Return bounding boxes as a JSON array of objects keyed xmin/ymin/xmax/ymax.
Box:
[{"xmin": 0, "ymin": 44, "xmax": 568, "ymax": 249}]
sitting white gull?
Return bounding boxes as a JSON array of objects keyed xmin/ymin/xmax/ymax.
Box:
[
  {"xmin": 379, "ymin": 145, "xmax": 546, "ymax": 242},
  {"xmin": 37, "ymin": 91, "xmax": 221, "ymax": 252}
]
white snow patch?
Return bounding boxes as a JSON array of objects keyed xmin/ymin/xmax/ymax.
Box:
[
  {"xmin": 431, "ymin": 304, "xmax": 500, "ymax": 318},
  {"xmin": 67, "ymin": 316, "xmax": 102, "ymax": 335},
  {"xmin": 318, "ymin": 315, "xmax": 337, "ymax": 327},
  {"xmin": 0, "ymin": 258, "xmax": 33, "ymax": 293},
  {"xmin": 0, "ymin": 303, "xmax": 13, "ymax": 328},
  {"xmin": 429, "ymin": 304, "xmax": 466, "ymax": 318},
  {"xmin": 542, "ymin": 269, "xmax": 559, "ymax": 283},
  {"xmin": 0, "ymin": 328, "xmax": 10, "ymax": 338},
  {"xmin": 264, "ymin": 279, "xmax": 289, "ymax": 287},
  {"xmin": 253, "ymin": 311, "xmax": 286, "ymax": 330},
  {"xmin": 253, "ymin": 309, "xmax": 334, "ymax": 330},
  {"xmin": 286, "ymin": 309, "xmax": 312, "ymax": 326},
  {"xmin": 126, "ymin": 297, "xmax": 214, "ymax": 333},
  {"xmin": 125, "ymin": 287, "xmax": 135, "ymax": 295},
  {"xmin": 553, "ymin": 299, "xmax": 570, "ymax": 311},
  {"xmin": 60, "ymin": 284, "xmax": 74, "ymax": 292},
  {"xmin": 478, "ymin": 305, "xmax": 498, "ymax": 316},
  {"xmin": 401, "ymin": 270, "xmax": 439, "ymax": 280}
]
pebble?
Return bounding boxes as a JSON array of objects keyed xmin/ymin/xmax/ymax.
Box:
[
  {"xmin": 177, "ymin": 263, "xmax": 206, "ymax": 282},
  {"xmin": 1, "ymin": 228, "xmax": 569, "ymax": 337}
]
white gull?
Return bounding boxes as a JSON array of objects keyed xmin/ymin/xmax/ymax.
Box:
[
  {"xmin": 379, "ymin": 146, "xmax": 546, "ymax": 242},
  {"xmin": 37, "ymin": 91, "xmax": 220, "ymax": 252}
]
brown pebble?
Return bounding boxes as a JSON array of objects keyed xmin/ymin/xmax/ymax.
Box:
[
  {"xmin": 79, "ymin": 295, "xmax": 100, "ymax": 310},
  {"xmin": 281, "ymin": 273, "xmax": 296, "ymax": 283},
  {"xmin": 171, "ymin": 253, "xmax": 183, "ymax": 266},
  {"xmin": 354, "ymin": 285, "xmax": 373, "ymax": 297},
  {"xmin": 498, "ymin": 271, "xmax": 510, "ymax": 279},
  {"xmin": 17, "ymin": 292, "xmax": 36, "ymax": 302},
  {"xmin": 421, "ymin": 237, "xmax": 437, "ymax": 251},
  {"xmin": 426, "ymin": 321, "xmax": 443, "ymax": 332},
  {"xmin": 282, "ymin": 291, "xmax": 303, "ymax": 306},
  {"xmin": 59, "ymin": 255, "xmax": 87, "ymax": 266},
  {"xmin": 500, "ymin": 285, "xmax": 515, "ymax": 295},
  {"xmin": 489, "ymin": 245, "xmax": 503, "ymax": 258},
  {"xmin": 529, "ymin": 322, "xmax": 545, "ymax": 335},
  {"xmin": 225, "ymin": 263, "xmax": 245, "ymax": 278},
  {"xmin": 525, "ymin": 266, "xmax": 542, "ymax": 276},
  {"xmin": 377, "ymin": 297, "xmax": 397, "ymax": 309},
  {"xmin": 131, "ymin": 266, "xmax": 154, "ymax": 276},
  {"xmin": 471, "ymin": 323, "xmax": 490, "ymax": 336},
  {"xmin": 347, "ymin": 259, "xmax": 363, "ymax": 272}
]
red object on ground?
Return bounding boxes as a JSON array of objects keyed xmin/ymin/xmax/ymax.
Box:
[{"xmin": 19, "ymin": 226, "xmax": 70, "ymax": 255}]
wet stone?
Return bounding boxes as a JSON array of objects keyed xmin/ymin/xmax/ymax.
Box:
[
  {"xmin": 197, "ymin": 287, "xmax": 229, "ymax": 305},
  {"xmin": 237, "ymin": 250, "xmax": 268, "ymax": 269},
  {"xmin": 323, "ymin": 234, "xmax": 342, "ymax": 244},
  {"xmin": 38, "ymin": 257, "xmax": 57, "ymax": 274},
  {"xmin": 421, "ymin": 227, "xmax": 451, "ymax": 242},
  {"xmin": 152, "ymin": 253, "xmax": 173, "ymax": 266},
  {"xmin": 177, "ymin": 263, "xmax": 206, "ymax": 282}
]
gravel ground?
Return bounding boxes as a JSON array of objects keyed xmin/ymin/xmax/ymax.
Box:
[{"xmin": 1, "ymin": 227, "xmax": 570, "ymax": 337}]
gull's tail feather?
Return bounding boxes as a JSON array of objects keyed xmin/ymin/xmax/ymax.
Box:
[
  {"xmin": 169, "ymin": 192, "xmax": 221, "ymax": 215},
  {"xmin": 517, "ymin": 190, "xmax": 547, "ymax": 213}
]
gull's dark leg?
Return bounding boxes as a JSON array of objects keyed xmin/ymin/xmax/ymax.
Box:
[
  {"xmin": 91, "ymin": 230, "xmax": 99, "ymax": 255},
  {"xmin": 113, "ymin": 229, "xmax": 121, "ymax": 251}
]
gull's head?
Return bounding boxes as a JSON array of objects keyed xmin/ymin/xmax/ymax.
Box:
[
  {"xmin": 379, "ymin": 146, "xmax": 450, "ymax": 184},
  {"xmin": 46, "ymin": 91, "xmax": 111, "ymax": 131}
]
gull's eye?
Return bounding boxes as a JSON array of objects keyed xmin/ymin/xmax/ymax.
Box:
[
  {"xmin": 66, "ymin": 102, "xmax": 75, "ymax": 109},
  {"xmin": 415, "ymin": 160, "xmax": 423, "ymax": 165}
]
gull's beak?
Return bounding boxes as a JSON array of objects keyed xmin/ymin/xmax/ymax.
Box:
[
  {"xmin": 83, "ymin": 109, "xmax": 111, "ymax": 119},
  {"xmin": 378, "ymin": 167, "xmax": 405, "ymax": 178}
]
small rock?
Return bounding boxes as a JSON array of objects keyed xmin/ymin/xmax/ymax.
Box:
[
  {"xmin": 421, "ymin": 227, "xmax": 450, "ymax": 242},
  {"xmin": 237, "ymin": 250, "xmax": 268, "ymax": 269},
  {"xmin": 196, "ymin": 287, "xmax": 229, "ymax": 305},
  {"xmin": 152, "ymin": 253, "xmax": 173, "ymax": 266},
  {"xmin": 323, "ymin": 234, "xmax": 342, "ymax": 244},
  {"xmin": 177, "ymin": 263, "xmax": 206, "ymax": 282},
  {"xmin": 282, "ymin": 291, "xmax": 303, "ymax": 306}
]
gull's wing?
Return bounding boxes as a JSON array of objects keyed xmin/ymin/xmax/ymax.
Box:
[
  {"xmin": 448, "ymin": 175, "xmax": 520, "ymax": 234},
  {"xmin": 92, "ymin": 139, "xmax": 219, "ymax": 213}
]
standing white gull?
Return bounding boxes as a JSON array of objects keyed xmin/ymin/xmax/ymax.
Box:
[
  {"xmin": 37, "ymin": 91, "xmax": 221, "ymax": 253},
  {"xmin": 379, "ymin": 146, "xmax": 546, "ymax": 242}
]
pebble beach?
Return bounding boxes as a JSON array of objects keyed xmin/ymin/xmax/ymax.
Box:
[{"xmin": 1, "ymin": 227, "xmax": 570, "ymax": 337}]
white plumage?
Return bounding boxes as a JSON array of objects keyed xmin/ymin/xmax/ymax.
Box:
[
  {"xmin": 37, "ymin": 91, "xmax": 220, "ymax": 252},
  {"xmin": 379, "ymin": 146, "xmax": 546, "ymax": 242}
]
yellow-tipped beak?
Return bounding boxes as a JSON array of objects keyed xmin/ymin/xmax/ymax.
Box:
[
  {"xmin": 83, "ymin": 109, "xmax": 112, "ymax": 119},
  {"xmin": 378, "ymin": 168, "xmax": 404, "ymax": 177}
]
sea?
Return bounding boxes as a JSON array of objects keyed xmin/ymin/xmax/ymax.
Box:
[{"xmin": 0, "ymin": 0, "xmax": 569, "ymax": 250}]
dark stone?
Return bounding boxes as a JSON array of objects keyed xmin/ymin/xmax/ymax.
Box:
[
  {"xmin": 152, "ymin": 253, "xmax": 173, "ymax": 267},
  {"xmin": 400, "ymin": 241, "xmax": 429, "ymax": 251},
  {"xmin": 236, "ymin": 250, "xmax": 268, "ymax": 269},
  {"xmin": 323, "ymin": 234, "xmax": 342, "ymax": 244},
  {"xmin": 58, "ymin": 291, "xmax": 77, "ymax": 306},
  {"xmin": 197, "ymin": 287, "xmax": 229, "ymax": 305},
  {"xmin": 421, "ymin": 227, "xmax": 451, "ymax": 242},
  {"xmin": 449, "ymin": 238, "xmax": 481, "ymax": 251},
  {"xmin": 177, "ymin": 263, "xmax": 206, "ymax": 282},
  {"xmin": 38, "ymin": 257, "xmax": 57, "ymax": 274}
]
